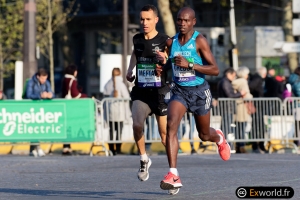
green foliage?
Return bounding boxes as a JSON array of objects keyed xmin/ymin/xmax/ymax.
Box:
[
  {"xmin": 36, "ymin": 0, "xmax": 79, "ymax": 59},
  {"xmin": 0, "ymin": 0, "xmax": 79, "ymax": 87},
  {"xmin": 0, "ymin": 0, "xmax": 23, "ymax": 77}
]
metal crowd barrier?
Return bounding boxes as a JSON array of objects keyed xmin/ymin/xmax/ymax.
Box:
[
  {"xmin": 217, "ymin": 98, "xmax": 298, "ymax": 153},
  {"xmin": 96, "ymin": 97, "xmax": 300, "ymax": 156}
]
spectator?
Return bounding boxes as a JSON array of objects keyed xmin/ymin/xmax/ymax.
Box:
[
  {"xmin": 288, "ymin": 67, "xmax": 300, "ymax": 97},
  {"xmin": 265, "ymin": 68, "xmax": 283, "ymax": 99},
  {"xmin": 217, "ymin": 68, "xmax": 246, "ymax": 147},
  {"xmin": 26, "ymin": 68, "xmax": 54, "ymax": 100},
  {"xmin": 25, "ymin": 68, "xmax": 54, "ymax": 157},
  {"xmin": 232, "ymin": 66, "xmax": 253, "ymax": 153},
  {"xmin": 288, "ymin": 67, "xmax": 300, "ymax": 145},
  {"xmin": 61, "ymin": 64, "xmax": 88, "ymax": 155},
  {"xmin": 249, "ymin": 67, "xmax": 268, "ymax": 153},
  {"xmin": 62, "ymin": 64, "xmax": 87, "ymax": 99},
  {"xmin": 103, "ymin": 68, "xmax": 131, "ymax": 155},
  {"xmin": 0, "ymin": 90, "xmax": 7, "ymax": 100}
]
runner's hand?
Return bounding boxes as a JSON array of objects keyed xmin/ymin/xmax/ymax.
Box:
[
  {"xmin": 155, "ymin": 64, "xmax": 163, "ymax": 77},
  {"xmin": 174, "ymin": 54, "xmax": 188, "ymax": 68},
  {"xmin": 156, "ymin": 50, "xmax": 166, "ymax": 64},
  {"xmin": 126, "ymin": 70, "xmax": 135, "ymax": 82}
]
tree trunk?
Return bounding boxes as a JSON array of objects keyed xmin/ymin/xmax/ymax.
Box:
[
  {"xmin": 0, "ymin": 43, "xmax": 3, "ymax": 91},
  {"xmin": 157, "ymin": 0, "xmax": 176, "ymax": 37},
  {"xmin": 282, "ymin": 0, "xmax": 298, "ymax": 71},
  {"xmin": 48, "ymin": 0, "xmax": 54, "ymax": 92}
]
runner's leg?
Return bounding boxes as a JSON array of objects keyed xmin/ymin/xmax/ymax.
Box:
[
  {"xmin": 132, "ymin": 100, "xmax": 151, "ymax": 155},
  {"xmin": 155, "ymin": 115, "xmax": 167, "ymax": 146}
]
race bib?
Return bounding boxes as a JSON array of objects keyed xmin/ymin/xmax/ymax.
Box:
[
  {"xmin": 172, "ymin": 58, "xmax": 195, "ymax": 82},
  {"xmin": 137, "ymin": 64, "xmax": 161, "ymax": 88}
]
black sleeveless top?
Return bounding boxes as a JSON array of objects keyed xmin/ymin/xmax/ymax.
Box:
[{"xmin": 133, "ymin": 32, "xmax": 169, "ymax": 88}]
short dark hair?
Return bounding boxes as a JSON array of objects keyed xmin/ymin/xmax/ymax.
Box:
[
  {"xmin": 141, "ymin": 4, "xmax": 158, "ymax": 16},
  {"xmin": 37, "ymin": 68, "xmax": 48, "ymax": 76},
  {"xmin": 223, "ymin": 68, "xmax": 235, "ymax": 76},
  {"xmin": 65, "ymin": 64, "xmax": 78, "ymax": 75}
]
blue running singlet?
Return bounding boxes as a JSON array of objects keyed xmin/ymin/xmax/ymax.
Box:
[{"xmin": 169, "ymin": 31, "xmax": 205, "ymax": 86}]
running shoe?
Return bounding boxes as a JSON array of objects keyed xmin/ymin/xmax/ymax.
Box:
[
  {"xmin": 137, "ymin": 158, "xmax": 152, "ymax": 181},
  {"xmin": 168, "ymin": 188, "xmax": 180, "ymax": 195},
  {"xmin": 191, "ymin": 148, "xmax": 197, "ymax": 155},
  {"xmin": 216, "ymin": 129, "xmax": 231, "ymax": 161},
  {"xmin": 160, "ymin": 172, "xmax": 182, "ymax": 190}
]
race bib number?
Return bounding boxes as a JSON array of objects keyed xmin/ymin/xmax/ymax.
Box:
[
  {"xmin": 137, "ymin": 64, "xmax": 161, "ymax": 87},
  {"xmin": 172, "ymin": 57, "xmax": 195, "ymax": 82}
]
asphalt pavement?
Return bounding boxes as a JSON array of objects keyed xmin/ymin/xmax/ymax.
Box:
[{"xmin": 0, "ymin": 153, "xmax": 299, "ymax": 200}]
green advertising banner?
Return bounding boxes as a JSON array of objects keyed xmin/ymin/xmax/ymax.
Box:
[{"xmin": 0, "ymin": 99, "xmax": 96, "ymax": 143}]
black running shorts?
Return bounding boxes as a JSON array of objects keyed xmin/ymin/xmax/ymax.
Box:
[{"xmin": 130, "ymin": 85, "xmax": 169, "ymax": 116}]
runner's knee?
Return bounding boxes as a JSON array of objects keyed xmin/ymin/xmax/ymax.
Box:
[{"xmin": 132, "ymin": 123, "xmax": 143, "ymax": 136}]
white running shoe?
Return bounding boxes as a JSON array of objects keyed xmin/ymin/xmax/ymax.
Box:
[
  {"xmin": 38, "ymin": 149, "xmax": 45, "ymax": 157},
  {"xmin": 137, "ymin": 158, "xmax": 152, "ymax": 181}
]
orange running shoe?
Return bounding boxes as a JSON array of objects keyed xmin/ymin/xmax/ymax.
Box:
[
  {"xmin": 216, "ymin": 129, "xmax": 231, "ymax": 161},
  {"xmin": 160, "ymin": 172, "xmax": 183, "ymax": 190}
]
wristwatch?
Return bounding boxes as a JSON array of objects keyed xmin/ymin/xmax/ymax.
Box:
[{"xmin": 188, "ymin": 62, "xmax": 194, "ymax": 70}]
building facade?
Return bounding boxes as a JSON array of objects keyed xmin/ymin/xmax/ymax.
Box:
[{"xmin": 50, "ymin": 0, "xmax": 284, "ymax": 97}]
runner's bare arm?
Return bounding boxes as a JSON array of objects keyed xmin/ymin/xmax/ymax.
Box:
[
  {"xmin": 196, "ymin": 35, "xmax": 219, "ymax": 76},
  {"xmin": 126, "ymin": 50, "xmax": 136, "ymax": 82},
  {"xmin": 155, "ymin": 38, "xmax": 173, "ymax": 76}
]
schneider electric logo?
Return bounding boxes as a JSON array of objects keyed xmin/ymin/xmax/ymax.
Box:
[{"xmin": 0, "ymin": 108, "xmax": 64, "ymax": 137}]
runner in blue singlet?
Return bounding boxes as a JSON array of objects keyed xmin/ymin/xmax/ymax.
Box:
[{"xmin": 156, "ymin": 7, "xmax": 232, "ymax": 193}]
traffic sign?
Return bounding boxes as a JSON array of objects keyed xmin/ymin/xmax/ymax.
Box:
[
  {"xmin": 273, "ymin": 42, "xmax": 300, "ymax": 53},
  {"xmin": 293, "ymin": 19, "xmax": 300, "ymax": 36},
  {"xmin": 293, "ymin": 0, "xmax": 300, "ymax": 13}
]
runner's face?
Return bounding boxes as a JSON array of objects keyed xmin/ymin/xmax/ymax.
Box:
[
  {"xmin": 140, "ymin": 10, "xmax": 158, "ymax": 34},
  {"xmin": 177, "ymin": 12, "xmax": 195, "ymax": 34}
]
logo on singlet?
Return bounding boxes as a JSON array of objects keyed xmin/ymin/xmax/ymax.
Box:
[
  {"xmin": 152, "ymin": 43, "xmax": 160, "ymax": 46},
  {"xmin": 178, "ymin": 77, "xmax": 189, "ymax": 81},
  {"xmin": 143, "ymin": 83, "xmax": 154, "ymax": 87},
  {"xmin": 187, "ymin": 44, "xmax": 194, "ymax": 49}
]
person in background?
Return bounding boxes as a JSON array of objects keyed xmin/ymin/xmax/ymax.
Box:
[
  {"xmin": 249, "ymin": 67, "xmax": 268, "ymax": 153},
  {"xmin": 232, "ymin": 66, "xmax": 252, "ymax": 153},
  {"xmin": 104, "ymin": 68, "xmax": 131, "ymax": 155},
  {"xmin": 61, "ymin": 64, "xmax": 88, "ymax": 155},
  {"xmin": 26, "ymin": 68, "xmax": 55, "ymax": 157},
  {"xmin": 218, "ymin": 68, "xmax": 246, "ymax": 146},
  {"xmin": 62, "ymin": 64, "xmax": 88, "ymax": 99},
  {"xmin": 288, "ymin": 66, "xmax": 300, "ymax": 146},
  {"xmin": 265, "ymin": 68, "xmax": 283, "ymax": 100},
  {"xmin": 288, "ymin": 67, "xmax": 300, "ymax": 97},
  {"xmin": 26, "ymin": 68, "xmax": 54, "ymax": 100},
  {"xmin": 0, "ymin": 90, "xmax": 7, "ymax": 100}
]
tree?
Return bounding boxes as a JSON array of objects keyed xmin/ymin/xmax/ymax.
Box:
[
  {"xmin": 282, "ymin": 0, "xmax": 298, "ymax": 71},
  {"xmin": 0, "ymin": 0, "xmax": 78, "ymax": 92},
  {"xmin": 0, "ymin": 0, "xmax": 23, "ymax": 91},
  {"xmin": 157, "ymin": 0, "xmax": 176, "ymax": 37},
  {"xmin": 36, "ymin": 0, "xmax": 79, "ymax": 91}
]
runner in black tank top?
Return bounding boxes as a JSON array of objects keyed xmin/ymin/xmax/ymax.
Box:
[
  {"xmin": 125, "ymin": 4, "xmax": 177, "ymax": 195},
  {"xmin": 130, "ymin": 32, "xmax": 170, "ymax": 116},
  {"xmin": 133, "ymin": 32, "xmax": 169, "ymax": 90}
]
